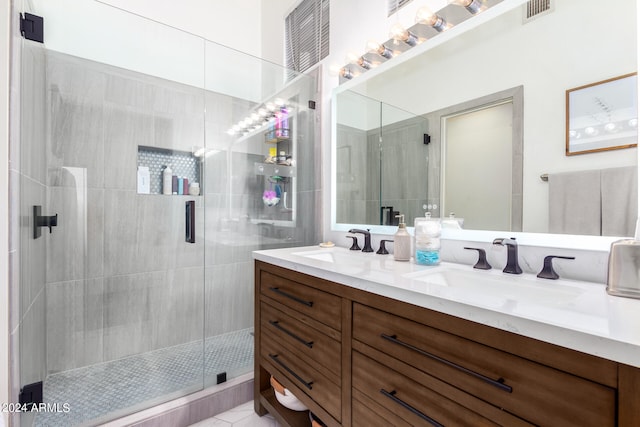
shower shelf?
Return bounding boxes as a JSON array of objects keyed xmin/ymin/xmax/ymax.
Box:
[
  {"xmin": 254, "ymin": 163, "xmax": 296, "ymax": 178},
  {"xmin": 265, "ymin": 129, "xmax": 290, "ymax": 144}
]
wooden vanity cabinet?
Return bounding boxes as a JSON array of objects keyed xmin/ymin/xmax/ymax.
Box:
[{"xmin": 254, "ymin": 260, "xmax": 640, "ymax": 427}]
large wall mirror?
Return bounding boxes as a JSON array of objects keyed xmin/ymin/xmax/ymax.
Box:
[{"xmin": 332, "ymin": 0, "xmax": 637, "ymax": 240}]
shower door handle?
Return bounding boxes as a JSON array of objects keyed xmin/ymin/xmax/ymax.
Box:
[{"xmin": 185, "ymin": 201, "xmax": 195, "ymax": 243}]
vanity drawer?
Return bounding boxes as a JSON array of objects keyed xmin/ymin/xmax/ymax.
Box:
[
  {"xmin": 352, "ymin": 303, "xmax": 615, "ymax": 427},
  {"xmin": 260, "ymin": 270, "xmax": 342, "ymax": 331},
  {"xmin": 261, "ymin": 301, "xmax": 341, "ymax": 379},
  {"xmin": 261, "ymin": 331, "xmax": 341, "ymax": 422},
  {"xmin": 352, "ymin": 351, "xmax": 498, "ymax": 427}
]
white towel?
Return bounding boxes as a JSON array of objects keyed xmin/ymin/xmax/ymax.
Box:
[
  {"xmin": 548, "ymin": 170, "xmax": 601, "ymax": 236},
  {"xmin": 601, "ymin": 166, "xmax": 638, "ymax": 237}
]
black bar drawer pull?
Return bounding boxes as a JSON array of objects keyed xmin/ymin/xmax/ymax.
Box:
[
  {"xmin": 269, "ymin": 354, "xmax": 313, "ymax": 390},
  {"xmin": 268, "ymin": 287, "xmax": 313, "ymax": 307},
  {"xmin": 380, "ymin": 389, "xmax": 444, "ymax": 427},
  {"xmin": 269, "ymin": 320, "xmax": 314, "ymax": 348},
  {"xmin": 381, "ymin": 334, "xmax": 512, "ymax": 393}
]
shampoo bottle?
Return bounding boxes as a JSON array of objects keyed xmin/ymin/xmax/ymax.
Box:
[
  {"xmin": 415, "ymin": 212, "xmax": 441, "ymax": 265},
  {"xmin": 393, "ymin": 214, "xmax": 411, "ymax": 262},
  {"xmin": 162, "ymin": 166, "xmax": 172, "ymax": 195}
]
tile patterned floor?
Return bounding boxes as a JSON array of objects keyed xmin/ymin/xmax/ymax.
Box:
[
  {"xmin": 35, "ymin": 329, "xmax": 254, "ymax": 427},
  {"xmin": 189, "ymin": 401, "xmax": 282, "ymax": 427}
]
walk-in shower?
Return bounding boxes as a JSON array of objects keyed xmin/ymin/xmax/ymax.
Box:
[{"xmin": 10, "ymin": 1, "xmax": 319, "ymax": 425}]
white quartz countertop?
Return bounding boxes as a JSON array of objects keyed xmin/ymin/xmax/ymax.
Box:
[{"xmin": 254, "ymin": 245, "xmax": 640, "ymax": 368}]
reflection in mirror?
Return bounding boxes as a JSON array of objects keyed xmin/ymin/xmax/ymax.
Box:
[
  {"xmin": 335, "ymin": 90, "xmax": 428, "ymax": 226},
  {"xmin": 566, "ymin": 73, "xmax": 638, "ymax": 156},
  {"xmin": 333, "ymin": 0, "xmax": 637, "ymax": 237},
  {"xmin": 442, "ymin": 99, "xmax": 516, "ymax": 231}
]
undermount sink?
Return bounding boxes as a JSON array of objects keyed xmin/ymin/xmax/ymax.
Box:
[
  {"xmin": 292, "ymin": 249, "xmax": 339, "ymax": 263},
  {"xmin": 291, "ymin": 248, "xmax": 370, "ymax": 264},
  {"xmin": 403, "ymin": 267, "xmax": 586, "ymax": 305}
]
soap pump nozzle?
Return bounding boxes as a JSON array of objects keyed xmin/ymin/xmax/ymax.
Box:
[{"xmin": 396, "ymin": 214, "xmax": 406, "ymax": 228}]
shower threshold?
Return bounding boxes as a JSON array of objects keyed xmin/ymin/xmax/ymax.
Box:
[{"xmin": 34, "ymin": 328, "xmax": 254, "ymax": 427}]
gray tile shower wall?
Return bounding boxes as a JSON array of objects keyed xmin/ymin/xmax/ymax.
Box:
[
  {"xmin": 46, "ymin": 278, "xmax": 105, "ymax": 373},
  {"xmin": 336, "ymin": 124, "xmax": 368, "ymax": 225},
  {"xmin": 44, "ymin": 51, "xmax": 210, "ymax": 373},
  {"xmin": 38, "ymin": 49, "xmax": 320, "ymax": 378},
  {"xmin": 102, "ymin": 267, "xmax": 205, "ymax": 362}
]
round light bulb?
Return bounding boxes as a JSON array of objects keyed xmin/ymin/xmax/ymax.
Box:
[
  {"xmin": 416, "ymin": 7, "xmax": 437, "ymax": 26},
  {"xmin": 366, "ymin": 40, "xmax": 393, "ymax": 59},
  {"xmin": 629, "ymin": 118, "xmax": 638, "ymax": 128},
  {"xmin": 346, "ymin": 52, "xmax": 360, "ymax": 64},
  {"xmin": 416, "ymin": 6, "xmax": 447, "ymax": 31},
  {"xmin": 329, "ymin": 64, "xmax": 343, "ymax": 76},
  {"xmin": 448, "ymin": 0, "xmax": 482, "ymax": 14},
  {"xmin": 390, "ymin": 22, "xmax": 409, "ymax": 41},
  {"xmin": 390, "ymin": 22, "xmax": 417, "ymax": 46},
  {"xmin": 584, "ymin": 126, "xmax": 598, "ymax": 136},
  {"xmin": 342, "ymin": 67, "xmax": 355, "ymax": 79},
  {"xmin": 366, "ymin": 40, "xmax": 382, "ymax": 51},
  {"xmin": 604, "ymin": 122, "xmax": 617, "ymax": 132}
]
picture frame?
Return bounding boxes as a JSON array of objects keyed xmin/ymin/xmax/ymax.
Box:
[{"xmin": 566, "ymin": 72, "xmax": 638, "ymax": 155}]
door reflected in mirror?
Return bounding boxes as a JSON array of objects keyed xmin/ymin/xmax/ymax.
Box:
[{"xmin": 443, "ymin": 100, "xmax": 515, "ymax": 231}]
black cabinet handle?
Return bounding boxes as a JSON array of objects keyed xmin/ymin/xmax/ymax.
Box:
[
  {"xmin": 269, "ymin": 354, "xmax": 313, "ymax": 390},
  {"xmin": 380, "ymin": 389, "xmax": 444, "ymax": 427},
  {"xmin": 381, "ymin": 334, "xmax": 512, "ymax": 393},
  {"xmin": 269, "ymin": 320, "xmax": 313, "ymax": 348},
  {"xmin": 268, "ymin": 287, "xmax": 313, "ymax": 307},
  {"xmin": 185, "ymin": 201, "xmax": 195, "ymax": 243}
]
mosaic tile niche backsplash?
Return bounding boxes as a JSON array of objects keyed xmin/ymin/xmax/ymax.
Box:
[{"xmin": 137, "ymin": 145, "xmax": 202, "ymax": 194}]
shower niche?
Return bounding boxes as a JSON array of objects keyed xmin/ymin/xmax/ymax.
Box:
[{"xmin": 137, "ymin": 146, "xmax": 202, "ymax": 195}]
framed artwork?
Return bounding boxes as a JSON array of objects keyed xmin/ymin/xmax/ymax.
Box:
[{"xmin": 566, "ymin": 72, "xmax": 637, "ymax": 155}]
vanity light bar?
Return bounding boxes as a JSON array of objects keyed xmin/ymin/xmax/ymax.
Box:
[{"xmin": 336, "ymin": 0, "xmax": 496, "ymax": 84}]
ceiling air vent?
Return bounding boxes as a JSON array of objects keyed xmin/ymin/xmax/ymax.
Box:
[
  {"xmin": 524, "ymin": 0, "xmax": 553, "ymax": 22},
  {"xmin": 388, "ymin": 0, "xmax": 413, "ymax": 17}
]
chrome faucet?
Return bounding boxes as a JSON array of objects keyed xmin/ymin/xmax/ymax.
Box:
[
  {"xmin": 492, "ymin": 237, "xmax": 523, "ymax": 274},
  {"xmin": 348, "ymin": 229, "xmax": 374, "ymax": 252}
]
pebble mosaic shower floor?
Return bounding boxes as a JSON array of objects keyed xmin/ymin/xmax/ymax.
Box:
[{"xmin": 34, "ymin": 328, "xmax": 254, "ymax": 427}]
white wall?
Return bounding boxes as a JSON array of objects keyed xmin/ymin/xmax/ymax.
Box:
[
  {"xmin": 261, "ymin": 0, "xmax": 299, "ymax": 65},
  {"xmin": 30, "ymin": 0, "xmax": 298, "ymax": 102},
  {"xmin": 1, "ymin": 0, "xmax": 9, "ymax": 423},
  {"xmin": 97, "ymin": 0, "xmax": 263, "ymax": 58}
]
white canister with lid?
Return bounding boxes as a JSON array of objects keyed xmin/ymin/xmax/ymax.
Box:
[
  {"xmin": 414, "ymin": 212, "xmax": 441, "ymax": 265},
  {"xmin": 189, "ymin": 182, "xmax": 200, "ymax": 196}
]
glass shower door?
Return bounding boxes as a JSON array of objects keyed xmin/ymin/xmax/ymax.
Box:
[{"xmin": 17, "ymin": 2, "xmax": 209, "ymax": 425}]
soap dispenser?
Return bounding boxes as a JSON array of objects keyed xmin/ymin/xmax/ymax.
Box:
[{"xmin": 393, "ymin": 214, "xmax": 411, "ymax": 262}]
